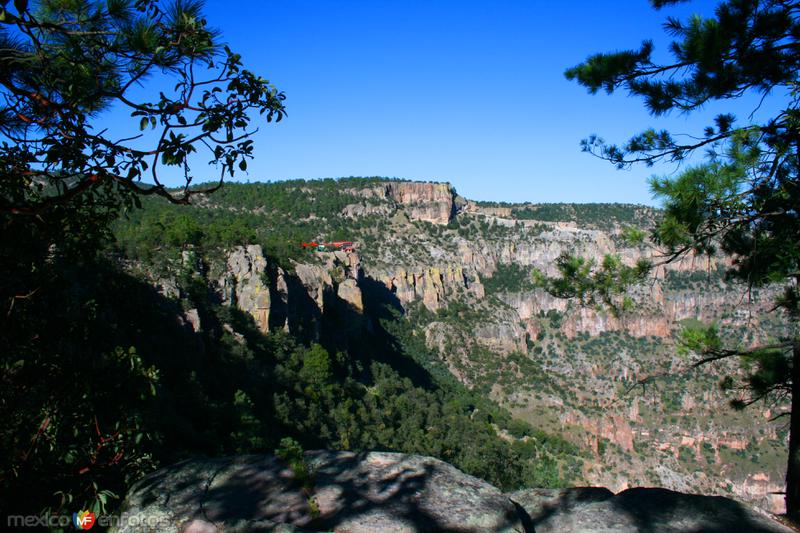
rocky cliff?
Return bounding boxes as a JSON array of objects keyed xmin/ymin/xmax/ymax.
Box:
[
  {"xmin": 342, "ymin": 180, "xmax": 465, "ymax": 225},
  {"xmin": 384, "ymin": 265, "xmax": 484, "ymax": 311},
  {"xmin": 219, "ymin": 245, "xmax": 366, "ymax": 341}
]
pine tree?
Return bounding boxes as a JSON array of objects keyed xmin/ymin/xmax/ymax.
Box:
[
  {"xmin": 547, "ymin": 0, "xmax": 800, "ymax": 519},
  {"xmin": 0, "ymin": 0, "xmax": 286, "ymax": 214},
  {"xmin": 0, "ymin": 0, "xmax": 285, "ymax": 516}
]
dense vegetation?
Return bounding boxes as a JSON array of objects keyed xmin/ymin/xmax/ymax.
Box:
[
  {"xmin": 511, "ymin": 203, "xmax": 657, "ymax": 231},
  {"xmin": 483, "ymin": 263, "xmax": 537, "ymax": 294},
  {"xmin": 8, "ymin": 0, "xmax": 792, "ymax": 522},
  {"xmin": 6, "ymin": 152, "xmax": 784, "ymax": 525},
  {"xmin": 468, "ymin": 200, "xmax": 658, "ymax": 230},
  {"xmin": 115, "ymin": 184, "xmax": 357, "ymax": 267},
  {"xmin": 0, "ymin": 0, "xmax": 289, "ymax": 521}
]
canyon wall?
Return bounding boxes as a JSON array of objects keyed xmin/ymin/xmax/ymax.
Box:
[{"xmin": 206, "ymin": 180, "xmax": 788, "ymax": 515}]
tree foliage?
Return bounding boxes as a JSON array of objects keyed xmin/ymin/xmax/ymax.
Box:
[
  {"xmin": 534, "ymin": 253, "xmax": 651, "ymax": 316},
  {"xmin": 0, "ymin": 0, "xmax": 286, "ymax": 216},
  {"xmin": 1, "ymin": 0, "xmax": 287, "ymax": 388},
  {"xmin": 548, "ymin": 0, "xmax": 800, "ymax": 518}
]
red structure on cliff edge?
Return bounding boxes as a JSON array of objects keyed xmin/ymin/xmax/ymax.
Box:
[{"xmin": 301, "ymin": 241, "xmax": 355, "ymax": 252}]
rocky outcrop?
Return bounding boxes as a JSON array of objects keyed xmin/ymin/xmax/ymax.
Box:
[
  {"xmin": 199, "ymin": 181, "xmax": 788, "ymax": 519},
  {"xmin": 560, "ymin": 411, "xmax": 635, "ymax": 454},
  {"xmin": 341, "ymin": 201, "xmax": 394, "ymax": 218},
  {"xmin": 341, "ymin": 181, "xmax": 462, "ymax": 224},
  {"xmin": 114, "ymin": 451, "xmax": 524, "ymax": 533},
  {"xmin": 473, "ymin": 321, "xmax": 527, "ymax": 354},
  {"xmin": 115, "ymin": 452, "xmax": 792, "ymax": 533},
  {"xmin": 293, "ymin": 262, "xmax": 333, "ymax": 314},
  {"xmin": 337, "ymin": 278, "xmax": 363, "ymax": 312},
  {"xmin": 385, "ymin": 181, "xmax": 460, "ymax": 225},
  {"xmin": 183, "ymin": 308, "xmax": 201, "ymax": 333},
  {"xmin": 384, "ymin": 266, "xmax": 484, "ymax": 311},
  {"xmin": 464, "ymin": 201, "xmax": 514, "ymax": 217},
  {"xmin": 496, "ymin": 283, "xmax": 773, "ymax": 340},
  {"xmin": 223, "ymin": 245, "xmax": 271, "ymax": 332},
  {"xmin": 509, "ymin": 486, "xmax": 792, "ymax": 533},
  {"xmin": 733, "ymin": 474, "xmax": 787, "ymax": 515},
  {"xmin": 561, "ymin": 306, "xmax": 671, "ymax": 339},
  {"xmin": 220, "ymin": 246, "xmax": 366, "ymax": 339},
  {"xmin": 332, "ymin": 182, "xmax": 778, "ymax": 347}
]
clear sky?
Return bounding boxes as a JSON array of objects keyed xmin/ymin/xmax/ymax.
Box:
[{"xmin": 134, "ymin": 0, "xmax": 788, "ymax": 206}]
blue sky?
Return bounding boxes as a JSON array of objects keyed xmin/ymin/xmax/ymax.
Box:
[{"xmin": 126, "ymin": 0, "xmax": 787, "ymax": 205}]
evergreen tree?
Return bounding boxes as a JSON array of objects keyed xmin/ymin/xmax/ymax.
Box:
[
  {"xmin": 546, "ymin": 0, "xmax": 800, "ymax": 519},
  {"xmin": 0, "ymin": 0, "xmax": 285, "ymax": 517},
  {"xmin": 0, "ymin": 0, "xmax": 286, "ymax": 213}
]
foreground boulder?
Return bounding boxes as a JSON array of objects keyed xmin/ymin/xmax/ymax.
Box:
[
  {"xmin": 114, "ymin": 451, "xmax": 793, "ymax": 533},
  {"xmin": 113, "ymin": 451, "xmax": 523, "ymax": 532},
  {"xmin": 509, "ymin": 486, "xmax": 794, "ymax": 533}
]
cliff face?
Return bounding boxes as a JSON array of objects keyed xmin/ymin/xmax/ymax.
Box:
[
  {"xmin": 386, "ymin": 181, "xmax": 460, "ymax": 225},
  {"xmin": 199, "ymin": 180, "xmax": 789, "ymax": 516},
  {"xmin": 213, "ymin": 181, "xmax": 760, "ymax": 355},
  {"xmin": 220, "ymin": 246, "xmax": 366, "ymax": 342},
  {"xmin": 384, "ymin": 265, "xmax": 484, "ymax": 311},
  {"xmin": 223, "ymin": 245, "xmax": 272, "ymax": 331},
  {"xmin": 343, "ymin": 180, "xmax": 463, "ymax": 225}
]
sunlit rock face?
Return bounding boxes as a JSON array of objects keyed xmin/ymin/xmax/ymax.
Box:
[
  {"xmin": 224, "ymin": 245, "xmax": 271, "ymax": 332},
  {"xmin": 342, "ymin": 180, "xmax": 463, "ymax": 225},
  {"xmin": 385, "ymin": 181, "xmax": 460, "ymax": 225},
  {"xmin": 382, "ymin": 265, "xmax": 485, "ymax": 312},
  {"xmin": 220, "ymin": 246, "xmax": 366, "ymax": 340},
  {"xmin": 329, "ymin": 182, "xmax": 788, "ymax": 515}
]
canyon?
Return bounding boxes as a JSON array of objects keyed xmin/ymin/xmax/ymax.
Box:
[{"xmin": 155, "ymin": 179, "xmax": 789, "ymax": 515}]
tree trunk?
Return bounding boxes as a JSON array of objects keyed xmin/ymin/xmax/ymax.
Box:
[{"xmin": 787, "ymin": 340, "xmax": 800, "ymax": 521}]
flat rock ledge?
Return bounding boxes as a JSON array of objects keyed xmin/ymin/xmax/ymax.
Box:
[{"xmin": 113, "ymin": 451, "xmax": 794, "ymax": 533}]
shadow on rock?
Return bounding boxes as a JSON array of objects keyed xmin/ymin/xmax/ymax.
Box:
[
  {"xmin": 612, "ymin": 487, "xmax": 791, "ymax": 533},
  {"xmin": 508, "ymin": 486, "xmax": 793, "ymax": 533},
  {"xmin": 114, "ymin": 451, "xmax": 525, "ymax": 533}
]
